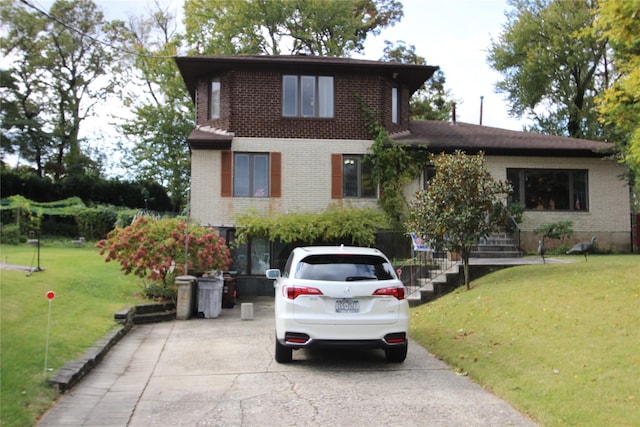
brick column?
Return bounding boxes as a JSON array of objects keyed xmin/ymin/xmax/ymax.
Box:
[{"xmin": 175, "ymin": 275, "xmax": 197, "ymax": 320}]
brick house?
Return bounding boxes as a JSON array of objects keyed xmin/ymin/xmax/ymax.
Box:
[
  {"xmin": 175, "ymin": 55, "xmax": 630, "ymax": 288},
  {"xmin": 396, "ymin": 121, "xmax": 631, "ymax": 253}
]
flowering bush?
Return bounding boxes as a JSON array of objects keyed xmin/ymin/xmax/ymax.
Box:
[{"xmin": 96, "ymin": 216, "xmax": 231, "ymax": 286}]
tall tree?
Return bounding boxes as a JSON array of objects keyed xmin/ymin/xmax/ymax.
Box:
[
  {"xmin": 593, "ymin": 0, "xmax": 640, "ymax": 204},
  {"xmin": 118, "ymin": 3, "xmax": 193, "ymax": 211},
  {"xmin": 183, "ymin": 0, "xmax": 404, "ymax": 56},
  {"xmin": 0, "ymin": 64, "xmax": 51, "ymax": 175},
  {"xmin": 0, "ymin": 0, "xmax": 121, "ymax": 178},
  {"xmin": 406, "ymin": 151, "xmax": 511, "ymax": 290},
  {"xmin": 1, "ymin": 2, "xmax": 52, "ymax": 174},
  {"xmin": 381, "ymin": 40, "xmax": 455, "ymax": 121},
  {"xmin": 487, "ymin": 0, "xmax": 613, "ymax": 139}
]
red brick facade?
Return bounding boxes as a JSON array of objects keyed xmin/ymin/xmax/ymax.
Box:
[{"xmin": 194, "ymin": 69, "xmax": 410, "ymax": 140}]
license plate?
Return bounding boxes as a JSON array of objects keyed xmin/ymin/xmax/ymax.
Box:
[{"xmin": 335, "ymin": 298, "xmax": 359, "ymax": 313}]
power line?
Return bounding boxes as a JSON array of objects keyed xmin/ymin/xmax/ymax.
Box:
[{"xmin": 18, "ymin": 0, "xmax": 177, "ymax": 59}]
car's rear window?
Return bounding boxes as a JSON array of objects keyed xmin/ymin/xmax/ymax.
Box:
[{"xmin": 295, "ymin": 254, "xmax": 395, "ymax": 281}]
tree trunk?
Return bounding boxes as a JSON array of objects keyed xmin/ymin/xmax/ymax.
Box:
[{"xmin": 462, "ymin": 247, "xmax": 471, "ymax": 290}]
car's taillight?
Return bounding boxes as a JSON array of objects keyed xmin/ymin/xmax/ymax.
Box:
[
  {"xmin": 372, "ymin": 287, "xmax": 405, "ymax": 300},
  {"xmin": 284, "ymin": 286, "xmax": 323, "ymax": 300},
  {"xmin": 384, "ymin": 332, "xmax": 406, "ymax": 344}
]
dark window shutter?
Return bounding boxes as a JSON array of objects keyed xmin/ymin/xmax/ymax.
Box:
[
  {"xmin": 221, "ymin": 151, "xmax": 232, "ymax": 197},
  {"xmin": 270, "ymin": 152, "xmax": 281, "ymax": 198},
  {"xmin": 331, "ymin": 154, "xmax": 342, "ymax": 199}
]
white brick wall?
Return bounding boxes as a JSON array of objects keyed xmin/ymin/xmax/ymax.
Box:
[
  {"xmin": 191, "ymin": 144, "xmax": 631, "ymax": 251},
  {"xmin": 190, "ymin": 137, "xmax": 378, "ymax": 227},
  {"xmin": 484, "ymin": 156, "xmax": 631, "ymax": 251}
]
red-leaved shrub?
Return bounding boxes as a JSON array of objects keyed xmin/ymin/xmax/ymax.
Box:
[{"xmin": 96, "ymin": 216, "xmax": 231, "ymax": 286}]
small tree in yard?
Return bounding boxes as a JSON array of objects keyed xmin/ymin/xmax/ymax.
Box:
[
  {"xmin": 96, "ymin": 216, "xmax": 231, "ymax": 298},
  {"xmin": 406, "ymin": 150, "xmax": 512, "ymax": 290}
]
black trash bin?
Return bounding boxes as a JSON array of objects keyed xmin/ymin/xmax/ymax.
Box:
[{"xmin": 222, "ymin": 272, "xmax": 237, "ymax": 308}]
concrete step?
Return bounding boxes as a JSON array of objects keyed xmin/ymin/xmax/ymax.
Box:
[
  {"xmin": 133, "ymin": 310, "xmax": 176, "ymax": 324},
  {"xmin": 115, "ymin": 303, "xmax": 177, "ymax": 325},
  {"xmin": 135, "ymin": 302, "xmax": 176, "ymax": 314},
  {"xmin": 472, "ymin": 244, "xmax": 518, "ymax": 252},
  {"xmin": 407, "ymin": 263, "xmax": 462, "ymax": 307},
  {"xmin": 471, "ymin": 250, "xmax": 523, "ymax": 258},
  {"xmin": 478, "ymin": 238, "xmax": 514, "ymax": 245}
]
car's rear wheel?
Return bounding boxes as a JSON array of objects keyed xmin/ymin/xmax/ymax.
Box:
[
  {"xmin": 385, "ymin": 343, "xmax": 407, "ymax": 363},
  {"xmin": 275, "ymin": 337, "xmax": 292, "ymax": 363}
]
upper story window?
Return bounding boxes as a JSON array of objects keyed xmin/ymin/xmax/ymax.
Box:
[
  {"xmin": 210, "ymin": 77, "xmax": 220, "ymax": 119},
  {"xmin": 343, "ymin": 154, "xmax": 376, "ymax": 198},
  {"xmin": 282, "ymin": 75, "xmax": 334, "ymax": 118},
  {"xmin": 507, "ymin": 168, "xmax": 588, "ymax": 211},
  {"xmin": 392, "ymin": 86, "xmax": 399, "ymax": 124},
  {"xmin": 234, "ymin": 153, "xmax": 269, "ymax": 197}
]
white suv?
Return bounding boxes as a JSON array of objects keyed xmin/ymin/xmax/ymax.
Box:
[{"xmin": 266, "ymin": 246, "xmax": 409, "ymax": 363}]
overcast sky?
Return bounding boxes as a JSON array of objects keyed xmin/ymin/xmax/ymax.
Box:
[
  {"xmin": 33, "ymin": 0, "xmax": 527, "ymax": 130},
  {"xmin": 24, "ymin": 0, "xmax": 529, "ymax": 175},
  {"xmin": 357, "ymin": 0, "xmax": 528, "ymax": 130}
]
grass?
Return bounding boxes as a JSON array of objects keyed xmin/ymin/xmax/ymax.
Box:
[
  {"xmin": 2, "ymin": 245, "xmax": 638, "ymax": 426},
  {"xmin": 0, "ymin": 243, "xmax": 146, "ymax": 427},
  {"xmin": 410, "ymin": 255, "xmax": 640, "ymax": 427}
]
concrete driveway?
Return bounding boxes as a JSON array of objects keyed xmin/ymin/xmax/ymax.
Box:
[{"xmin": 37, "ymin": 297, "xmax": 536, "ymax": 426}]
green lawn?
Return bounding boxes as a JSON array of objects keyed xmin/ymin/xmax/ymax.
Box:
[
  {"xmin": 2, "ymin": 245, "xmax": 638, "ymax": 426},
  {"xmin": 410, "ymin": 255, "xmax": 640, "ymax": 427},
  {"xmin": 0, "ymin": 243, "xmax": 145, "ymax": 427}
]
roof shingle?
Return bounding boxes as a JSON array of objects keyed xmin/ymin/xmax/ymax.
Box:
[
  {"xmin": 394, "ymin": 121, "xmax": 613, "ymax": 157},
  {"xmin": 175, "ymin": 55, "xmax": 438, "ymax": 101}
]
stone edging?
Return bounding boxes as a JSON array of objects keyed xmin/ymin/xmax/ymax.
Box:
[{"xmin": 48, "ymin": 303, "xmax": 175, "ymax": 396}]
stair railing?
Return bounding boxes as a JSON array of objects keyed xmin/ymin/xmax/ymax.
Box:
[
  {"xmin": 396, "ymin": 250, "xmax": 457, "ymax": 299},
  {"xmin": 504, "ymin": 209, "xmax": 522, "ymax": 253}
]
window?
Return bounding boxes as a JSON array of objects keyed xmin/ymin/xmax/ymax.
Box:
[
  {"xmin": 392, "ymin": 86, "xmax": 399, "ymax": 124},
  {"xmin": 227, "ymin": 231, "xmax": 270, "ymax": 275},
  {"xmin": 210, "ymin": 77, "xmax": 220, "ymax": 119},
  {"xmin": 343, "ymin": 155, "xmax": 376, "ymax": 198},
  {"xmin": 249, "ymin": 237, "xmax": 270, "ymax": 275},
  {"xmin": 507, "ymin": 168, "xmax": 588, "ymax": 211},
  {"xmin": 422, "ymin": 166, "xmax": 435, "ymax": 189},
  {"xmin": 221, "ymin": 151, "xmax": 280, "ymax": 198},
  {"xmin": 234, "ymin": 153, "xmax": 269, "ymax": 197},
  {"xmin": 295, "ymin": 255, "xmax": 395, "ymax": 281},
  {"xmin": 282, "ymin": 75, "xmax": 334, "ymax": 118}
]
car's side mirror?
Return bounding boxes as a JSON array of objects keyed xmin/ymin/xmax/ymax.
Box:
[{"xmin": 265, "ymin": 269, "xmax": 281, "ymax": 279}]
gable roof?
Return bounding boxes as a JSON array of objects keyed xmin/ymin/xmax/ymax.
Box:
[
  {"xmin": 175, "ymin": 55, "xmax": 438, "ymax": 101},
  {"xmin": 394, "ymin": 120, "xmax": 614, "ymax": 157}
]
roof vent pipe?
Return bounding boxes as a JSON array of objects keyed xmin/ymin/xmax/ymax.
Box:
[
  {"xmin": 451, "ymin": 102, "xmax": 457, "ymax": 125},
  {"xmin": 480, "ymin": 96, "xmax": 484, "ymax": 126}
]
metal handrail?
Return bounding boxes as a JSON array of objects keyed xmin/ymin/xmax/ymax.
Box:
[
  {"xmin": 396, "ymin": 251, "xmax": 457, "ymax": 299},
  {"xmin": 504, "ymin": 210, "xmax": 522, "ymax": 252}
]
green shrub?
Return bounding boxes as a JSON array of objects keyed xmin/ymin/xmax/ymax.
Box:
[
  {"xmin": 40, "ymin": 215, "xmax": 78, "ymax": 238},
  {"xmin": 142, "ymin": 281, "xmax": 177, "ymax": 302},
  {"xmin": 75, "ymin": 205, "xmax": 119, "ymax": 240},
  {"xmin": 0, "ymin": 224, "xmax": 25, "ymax": 245},
  {"xmin": 235, "ymin": 206, "xmax": 391, "ymax": 246},
  {"xmin": 539, "ymin": 243, "xmax": 570, "ymax": 255},
  {"xmin": 535, "ymin": 220, "xmax": 574, "ymax": 241},
  {"xmin": 115, "ymin": 209, "xmax": 138, "ymax": 228},
  {"xmin": 507, "ymin": 201, "xmax": 525, "ymax": 224}
]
